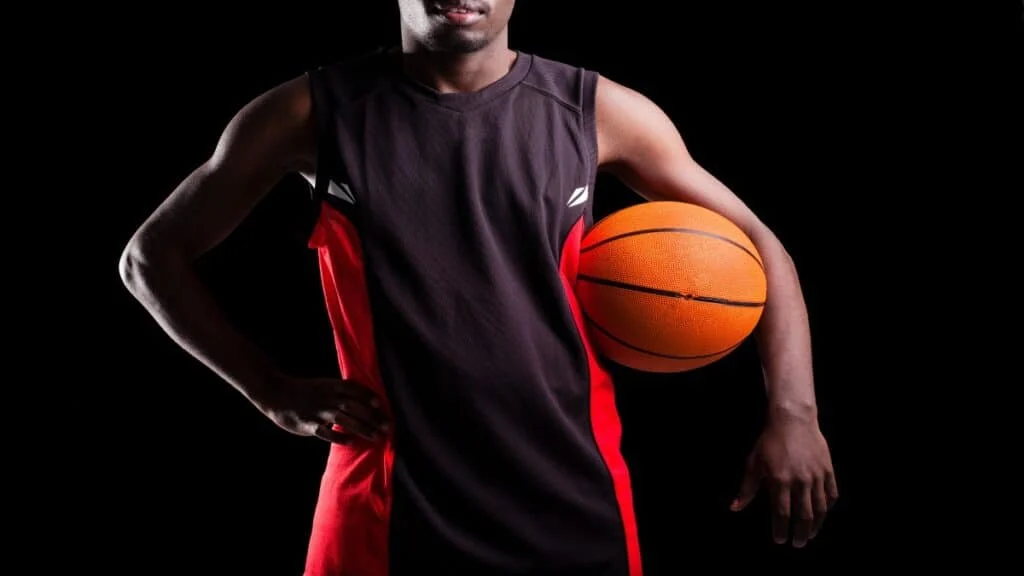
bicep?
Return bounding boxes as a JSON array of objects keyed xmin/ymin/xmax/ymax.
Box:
[
  {"xmin": 595, "ymin": 75, "xmax": 764, "ymax": 234},
  {"xmin": 131, "ymin": 74, "xmax": 316, "ymax": 260}
]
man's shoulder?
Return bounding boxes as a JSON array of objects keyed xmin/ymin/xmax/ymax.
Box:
[
  {"xmin": 309, "ymin": 46, "xmax": 398, "ymax": 103},
  {"xmin": 524, "ymin": 52, "xmax": 591, "ymax": 74},
  {"xmin": 520, "ymin": 52, "xmax": 598, "ymax": 110}
]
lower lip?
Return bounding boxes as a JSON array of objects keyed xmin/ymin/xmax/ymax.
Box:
[{"xmin": 442, "ymin": 10, "xmax": 484, "ymax": 25}]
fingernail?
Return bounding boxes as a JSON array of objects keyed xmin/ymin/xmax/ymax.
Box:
[
  {"xmin": 380, "ymin": 423, "xmax": 390, "ymax": 432},
  {"xmin": 370, "ymin": 398, "xmax": 380, "ymax": 408}
]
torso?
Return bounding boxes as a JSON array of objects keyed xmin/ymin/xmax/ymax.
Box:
[{"xmin": 301, "ymin": 49, "xmax": 640, "ymax": 576}]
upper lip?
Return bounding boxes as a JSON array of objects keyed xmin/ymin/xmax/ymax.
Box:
[{"xmin": 431, "ymin": 2, "xmax": 486, "ymax": 13}]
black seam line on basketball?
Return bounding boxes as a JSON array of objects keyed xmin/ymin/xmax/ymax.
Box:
[
  {"xmin": 577, "ymin": 274, "xmax": 766, "ymax": 308},
  {"xmin": 581, "ymin": 309, "xmax": 742, "ymax": 360},
  {"xmin": 581, "ymin": 227, "xmax": 765, "ymax": 272}
]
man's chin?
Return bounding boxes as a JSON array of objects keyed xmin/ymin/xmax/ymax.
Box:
[{"xmin": 427, "ymin": 29, "xmax": 491, "ymax": 53}]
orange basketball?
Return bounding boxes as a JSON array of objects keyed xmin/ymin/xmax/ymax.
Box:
[{"xmin": 576, "ymin": 201, "xmax": 767, "ymax": 373}]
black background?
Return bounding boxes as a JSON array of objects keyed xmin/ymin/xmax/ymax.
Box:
[{"xmin": 79, "ymin": 2, "xmax": 1020, "ymax": 573}]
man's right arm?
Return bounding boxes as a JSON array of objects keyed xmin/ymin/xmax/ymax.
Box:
[{"xmin": 119, "ymin": 74, "xmax": 317, "ymax": 407}]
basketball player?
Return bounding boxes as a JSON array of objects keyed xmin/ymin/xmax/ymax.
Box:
[{"xmin": 119, "ymin": 1, "xmax": 838, "ymax": 574}]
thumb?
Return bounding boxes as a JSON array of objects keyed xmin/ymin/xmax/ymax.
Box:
[{"xmin": 730, "ymin": 458, "xmax": 762, "ymax": 512}]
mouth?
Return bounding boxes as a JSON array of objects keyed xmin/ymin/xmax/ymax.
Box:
[{"xmin": 430, "ymin": 2, "xmax": 487, "ymax": 25}]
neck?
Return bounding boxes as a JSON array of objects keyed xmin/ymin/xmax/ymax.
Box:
[{"xmin": 399, "ymin": 33, "xmax": 515, "ymax": 94}]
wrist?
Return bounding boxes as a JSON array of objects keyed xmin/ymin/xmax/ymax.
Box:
[
  {"xmin": 242, "ymin": 368, "xmax": 288, "ymax": 410},
  {"xmin": 766, "ymin": 400, "xmax": 818, "ymax": 427}
]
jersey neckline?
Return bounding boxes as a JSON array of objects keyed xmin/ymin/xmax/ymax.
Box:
[{"xmin": 387, "ymin": 50, "xmax": 533, "ymax": 112}]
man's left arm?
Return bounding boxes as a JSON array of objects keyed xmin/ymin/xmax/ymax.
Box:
[{"xmin": 594, "ymin": 74, "xmax": 838, "ymax": 548}]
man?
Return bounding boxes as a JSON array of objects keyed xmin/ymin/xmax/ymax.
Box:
[{"xmin": 119, "ymin": 0, "xmax": 838, "ymax": 574}]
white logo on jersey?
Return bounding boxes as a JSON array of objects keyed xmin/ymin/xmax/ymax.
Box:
[
  {"xmin": 327, "ymin": 180, "xmax": 356, "ymax": 204},
  {"xmin": 567, "ymin": 185, "xmax": 588, "ymax": 208}
]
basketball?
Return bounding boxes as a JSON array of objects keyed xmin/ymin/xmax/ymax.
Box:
[{"xmin": 576, "ymin": 201, "xmax": 767, "ymax": 373}]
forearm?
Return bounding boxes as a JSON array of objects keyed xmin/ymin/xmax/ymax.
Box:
[
  {"xmin": 750, "ymin": 228, "xmax": 817, "ymax": 425},
  {"xmin": 119, "ymin": 244, "xmax": 282, "ymax": 405}
]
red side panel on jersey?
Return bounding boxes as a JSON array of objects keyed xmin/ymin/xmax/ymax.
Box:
[
  {"xmin": 304, "ymin": 203, "xmax": 393, "ymax": 576},
  {"xmin": 559, "ymin": 217, "xmax": 643, "ymax": 576}
]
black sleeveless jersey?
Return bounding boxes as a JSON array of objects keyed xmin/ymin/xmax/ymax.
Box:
[{"xmin": 302, "ymin": 49, "xmax": 642, "ymax": 576}]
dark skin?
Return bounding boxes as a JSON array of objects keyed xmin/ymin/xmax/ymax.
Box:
[
  {"xmin": 120, "ymin": 0, "xmax": 837, "ymax": 550},
  {"xmin": 118, "ymin": 74, "xmax": 387, "ymax": 444},
  {"xmin": 597, "ymin": 77, "xmax": 840, "ymax": 546}
]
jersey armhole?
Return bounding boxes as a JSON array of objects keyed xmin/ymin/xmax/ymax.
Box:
[
  {"xmin": 581, "ymin": 69, "xmax": 600, "ymax": 226},
  {"xmin": 581, "ymin": 69, "xmax": 600, "ymax": 172},
  {"xmin": 306, "ymin": 66, "xmax": 335, "ymax": 204}
]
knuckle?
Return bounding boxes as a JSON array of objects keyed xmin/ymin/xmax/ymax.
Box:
[{"xmin": 774, "ymin": 475, "xmax": 792, "ymax": 487}]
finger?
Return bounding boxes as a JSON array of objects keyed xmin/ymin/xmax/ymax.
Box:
[
  {"xmin": 811, "ymin": 476, "xmax": 829, "ymax": 539},
  {"xmin": 730, "ymin": 458, "xmax": 762, "ymax": 511},
  {"xmin": 771, "ymin": 482, "xmax": 791, "ymax": 545},
  {"xmin": 333, "ymin": 389, "xmax": 389, "ymax": 425},
  {"xmin": 791, "ymin": 481, "xmax": 813, "ymax": 548},
  {"xmin": 329, "ymin": 412, "xmax": 381, "ymax": 441},
  {"xmin": 314, "ymin": 423, "xmax": 353, "ymax": 445},
  {"xmin": 331, "ymin": 399, "xmax": 390, "ymax": 433},
  {"xmin": 336, "ymin": 381, "xmax": 383, "ymax": 408},
  {"xmin": 825, "ymin": 470, "xmax": 839, "ymax": 507}
]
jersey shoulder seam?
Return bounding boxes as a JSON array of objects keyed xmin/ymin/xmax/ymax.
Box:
[{"xmin": 519, "ymin": 80, "xmax": 582, "ymax": 117}]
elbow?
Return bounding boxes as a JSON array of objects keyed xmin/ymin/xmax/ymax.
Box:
[
  {"xmin": 119, "ymin": 233, "xmax": 178, "ymax": 296},
  {"xmin": 118, "ymin": 238, "xmax": 150, "ymax": 296}
]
